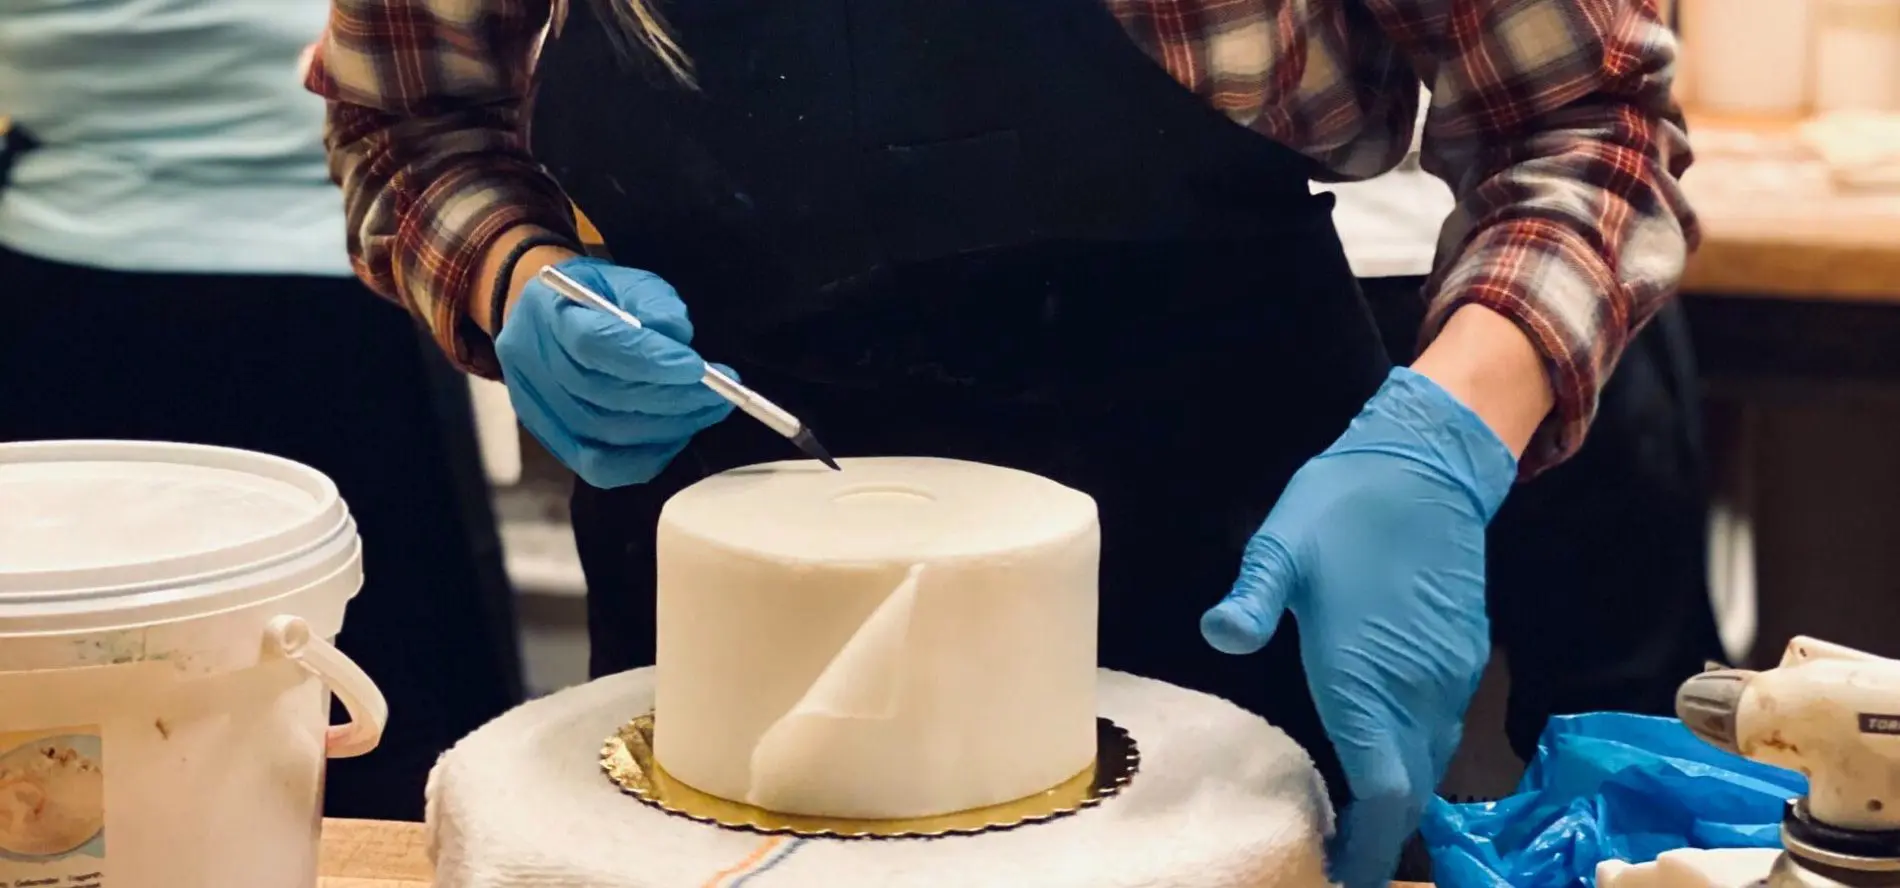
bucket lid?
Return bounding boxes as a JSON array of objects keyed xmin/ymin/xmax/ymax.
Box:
[{"xmin": 0, "ymin": 441, "xmax": 357, "ymax": 632}]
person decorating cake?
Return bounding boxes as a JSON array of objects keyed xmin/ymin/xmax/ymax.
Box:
[{"xmin": 305, "ymin": 0, "xmax": 1695, "ymax": 884}]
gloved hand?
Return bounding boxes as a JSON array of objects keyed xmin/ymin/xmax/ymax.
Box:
[
  {"xmin": 1199, "ymin": 366, "xmax": 1518, "ymax": 888},
  {"xmin": 495, "ymin": 257, "xmax": 735, "ymax": 488}
]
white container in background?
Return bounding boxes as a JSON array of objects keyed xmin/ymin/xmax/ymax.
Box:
[
  {"xmin": 1813, "ymin": 0, "xmax": 1900, "ymax": 111},
  {"xmin": 468, "ymin": 375, "xmax": 522, "ymax": 485},
  {"xmin": 1685, "ymin": 0, "xmax": 1814, "ymax": 114},
  {"xmin": 0, "ymin": 440, "xmax": 388, "ymax": 888}
]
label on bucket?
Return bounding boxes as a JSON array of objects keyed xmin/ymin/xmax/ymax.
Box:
[{"xmin": 0, "ymin": 727, "xmax": 105, "ymax": 888}]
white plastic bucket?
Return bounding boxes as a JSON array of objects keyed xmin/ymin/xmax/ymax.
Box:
[{"xmin": 0, "ymin": 440, "xmax": 388, "ymax": 888}]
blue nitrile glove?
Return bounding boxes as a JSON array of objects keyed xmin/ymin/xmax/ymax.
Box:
[
  {"xmin": 1199, "ymin": 366, "xmax": 1518, "ymax": 888},
  {"xmin": 495, "ymin": 257, "xmax": 735, "ymax": 488}
]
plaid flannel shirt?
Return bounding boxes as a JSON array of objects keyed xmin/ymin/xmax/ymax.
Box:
[{"xmin": 305, "ymin": 0, "xmax": 1697, "ymax": 472}]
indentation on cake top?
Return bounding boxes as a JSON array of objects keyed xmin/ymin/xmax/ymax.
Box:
[
  {"xmin": 830, "ymin": 483, "xmax": 938, "ymax": 506},
  {"xmin": 658, "ymin": 456, "xmax": 1096, "ymax": 563}
]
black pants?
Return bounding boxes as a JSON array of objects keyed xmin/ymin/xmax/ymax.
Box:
[
  {"xmin": 0, "ymin": 247, "xmax": 525, "ymax": 821},
  {"xmin": 1360, "ymin": 276, "xmax": 1724, "ymax": 761}
]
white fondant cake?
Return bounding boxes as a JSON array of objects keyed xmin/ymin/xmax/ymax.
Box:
[{"xmin": 654, "ymin": 457, "xmax": 1100, "ymax": 819}]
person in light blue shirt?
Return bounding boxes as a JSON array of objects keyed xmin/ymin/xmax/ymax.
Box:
[
  {"xmin": 0, "ymin": 0, "xmax": 524, "ymax": 822},
  {"xmin": 0, "ymin": 0, "xmax": 344, "ymax": 274}
]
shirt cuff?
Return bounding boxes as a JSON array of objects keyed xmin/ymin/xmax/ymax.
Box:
[
  {"xmin": 1419, "ymin": 217, "xmax": 1626, "ymax": 478},
  {"xmin": 397, "ymin": 161, "xmax": 583, "ymax": 380}
]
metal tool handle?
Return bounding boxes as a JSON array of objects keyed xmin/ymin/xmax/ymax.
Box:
[
  {"xmin": 700, "ymin": 369, "xmax": 802, "ymax": 438},
  {"xmin": 540, "ymin": 266, "xmax": 645, "ymax": 329}
]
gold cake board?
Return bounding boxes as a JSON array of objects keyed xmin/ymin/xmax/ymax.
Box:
[{"xmin": 602, "ymin": 714, "xmax": 1139, "ymax": 839}]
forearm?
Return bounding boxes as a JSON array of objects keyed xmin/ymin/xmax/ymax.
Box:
[
  {"xmin": 1418, "ymin": 99, "xmax": 1695, "ymax": 472},
  {"xmin": 473, "ymin": 227, "xmax": 583, "ymax": 335},
  {"xmin": 1397, "ymin": 1, "xmax": 1697, "ymax": 473},
  {"xmin": 1411, "ymin": 305, "xmax": 1554, "ymax": 459},
  {"xmin": 304, "ymin": 0, "xmax": 574, "ymax": 377},
  {"xmin": 317, "ymin": 96, "xmax": 582, "ymax": 376}
]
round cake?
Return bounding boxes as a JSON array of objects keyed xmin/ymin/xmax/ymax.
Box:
[{"xmin": 654, "ymin": 457, "xmax": 1100, "ymax": 819}]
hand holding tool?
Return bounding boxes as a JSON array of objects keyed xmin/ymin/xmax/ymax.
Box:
[
  {"xmin": 493, "ymin": 257, "xmax": 834, "ymax": 489},
  {"xmin": 537, "ymin": 266, "xmax": 838, "ymax": 472}
]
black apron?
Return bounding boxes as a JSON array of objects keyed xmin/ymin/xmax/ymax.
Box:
[{"xmin": 533, "ymin": 0, "xmax": 1392, "ymax": 803}]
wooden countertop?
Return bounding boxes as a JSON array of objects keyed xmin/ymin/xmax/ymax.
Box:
[
  {"xmin": 315, "ymin": 818, "xmax": 1432, "ymax": 886},
  {"xmin": 1681, "ymin": 113, "xmax": 1900, "ymax": 302},
  {"xmin": 320, "ymin": 819, "xmax": 431, "ymax": 888}
]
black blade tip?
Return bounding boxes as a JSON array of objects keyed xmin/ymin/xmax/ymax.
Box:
[{"xmin": 791, "ymin": 427, "xmax": 842, "ymax": 471}]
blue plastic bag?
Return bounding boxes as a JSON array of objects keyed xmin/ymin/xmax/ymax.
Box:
[{"xmin": 1421, "ymin": 713, "xmax": 1808, "ymax": 888}]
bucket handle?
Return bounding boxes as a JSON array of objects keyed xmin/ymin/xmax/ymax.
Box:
[{"xmin": 266, "ymin": 615, "xmax": 389, "ymax": 759}]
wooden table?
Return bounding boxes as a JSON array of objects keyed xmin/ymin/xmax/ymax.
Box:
[
  {"xmin": 1673, "ymin": 113, "xmax": 1900, "ymax": 388},
  {"xmin": 1680, "ymin": 113, "xmax": 1900, "ymax": 304},
  {"xmin": 320, "ymin": 819, "xmax": 431, "ymax": 888},
  {"xmin": 316, "ymin": 818, "xmax": 1432, "ymax": 886}
]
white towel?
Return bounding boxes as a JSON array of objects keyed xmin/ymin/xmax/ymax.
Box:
[{"xmin": 427, "ymin": 668, "xmax": 1335, "ymax": 888}]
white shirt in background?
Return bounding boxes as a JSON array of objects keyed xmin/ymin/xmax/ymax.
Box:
[{"xmin": 1311, "ymin": 91, "xmax": 1454, "ymax": 280}]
